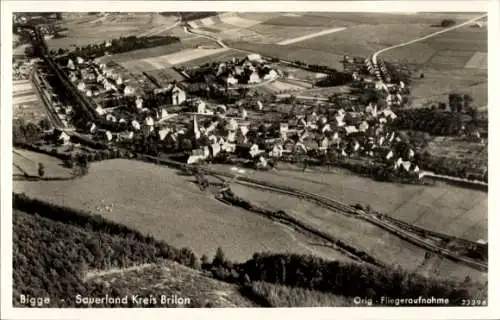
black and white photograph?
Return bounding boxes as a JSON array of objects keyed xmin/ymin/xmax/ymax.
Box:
[{"xmin": 1, "ymin": 1, "xmax": 499, "ymax": 319}]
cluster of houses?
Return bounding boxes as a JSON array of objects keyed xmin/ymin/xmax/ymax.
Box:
[
  {"xmin": 189, "ymin": 53, "xmax": 280, "ymax": 87},
  {"xmin": 66, "ymin": 56, "xmax": 136, "ymax": 99},
  {"xmin": 56, "ymin": 49, "xmax": 422, "ymax": 177},
  {"xmin": 174, "ymin": 98, "xmax": 422, "ymax": 179}
]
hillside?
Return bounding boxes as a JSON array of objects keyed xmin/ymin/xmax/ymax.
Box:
[
  {"xmin": 12, "ymin": 209, "xmax": 255, "ymax": 307},
  {"xmin": 12, "ymin": 194, "xmax": 487, "ymax": 307}
]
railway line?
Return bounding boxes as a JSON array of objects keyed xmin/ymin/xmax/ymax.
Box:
[{"xmin": 138, "ymin": 154, "xmax": 487, "ymax": 272}]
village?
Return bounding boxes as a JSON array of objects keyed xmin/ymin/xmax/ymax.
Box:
[
  {"xmin": 28, "ymin": 47, "xmax": 435, "ymax": 183},
  {"xmin": 9, "ymin": 11, "xmax": 490, "ymax": 311}
]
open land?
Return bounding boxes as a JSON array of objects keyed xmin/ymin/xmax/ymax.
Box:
[
  {"xmin": 230, "ymin": 183, "xmax": 486, "ymax": 282},
  {"xmin": 13, "ymin": 148, "xmax": 73, "ymax": 179},
  {"xmin": 13, "ymin": 159, "xmax": 353, "ymax": 263},
  {"xmin": 84, "ymin": 262, "xmax": 257, "ymax": 307},
  {"xmin": 209, "ymin": 163, "xmax": 487, "ymax": 243},
  {"xmin": 13, "ymin": 80, "xmax": 47, "ymax": 123},
  {"xmin": 380, "ymin": 25, "xmax": 487, "ymax": 108},
  {"xmin": 46, "ymin": 13, "xmax": 179, "ymax": 49}
]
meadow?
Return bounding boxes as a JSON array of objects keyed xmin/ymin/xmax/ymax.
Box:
[
  {"xmin": 13, "ymin": 159, "xmax": 352, "ymax": 263},
  {"xmin": 209, "ymin": 163, "xmax": 488, "ymax": 243},
  {"xmin": 229, "ymin": 183, "xmax": 486, "ymax": 282},
  {"xmin": 380, "ymin": 25, "xmax": 487, "ymax": 108},
  {"xmin": 13, "ymin": 148, "xmax": 73, "ymax": 179},
  {"xmin": 47, "ymin": 13, "xmax": 179, "ymax": 49}
]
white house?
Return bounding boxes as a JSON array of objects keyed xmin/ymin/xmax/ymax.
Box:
[
  {"xmin": 106, "ymin": 114, "xmax": 117, "ymax": 122},
  {"xmin": 144, "ymin": 116, "xmax": 155, "ymax": 127},
  {"xmin": 105, "ymin": 131, "xmax": 113, "ymax": 141},
  {"xmin": 247, "ymin": 53, "xmax": 262, "ymax": 62},
  {"xmin": 89, "ymin": 122, "xmax": 97, "ymax": 134},
  {"xmin": 344, "ymin": 126, "xmax": 358, "ymax": 135},
  {"xmin": 226, "ymin": 118, "xmax": 239, "ymax": 132},
  {"xmin": 240, "ymin": 108, "xmax": 248, "ymax": 119},
  {"xmin": 226, "ymin": 75, "xmax": 238, "ymax": 86},
  {"xmin": 256, "ymin": 100, "xmax": 263, "ymax": 111},
  {"xmin": 211, "ymin": 143, "xmax": 221, "ymax": 157},
  {"xmin": 131, "ymin": 120, "xmax": 141, "ymax": 131},
  {"xmin": 95, "ymin": 105, "xmax": 105, "ymax": 116},
  {"xmin": 171, "ymin": 85, "xmax": 187, "ymax": 106},
  {"xmin": 77, "ymin": 82, "xmax": 86, "ymax": 91},
  {"xmin": 76, "ymin": 56, "xmax": 85, "ymax": 65},
  {"xmin": 359, "ymin": 121, "xmax": 370, "ymax": 132},
  {"xmin": 248, "ymin": 71, "xmax": 260, "ymax": 84},
  {"xmin": 67, "ymin": 59, "xmax": 75, "ymax": 70},
  {"xmin": 197, "ymin": 101, "xmax": 206, "ymax": 114},
  {"xmin": 58, "ymin": 131, "xmax": 70, "ymax": 145},
  {"xmin": 263, "ymin": 69, "xmax": 279, "ymax": 81},
  {"xmin": 124, "ymin": 85, "xmax": 135, "ymax": 96}
]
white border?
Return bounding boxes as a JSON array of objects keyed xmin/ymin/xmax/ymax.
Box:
[{"xmin": 1, "ymin": 1, "xmax": 499, "ymax": 319}]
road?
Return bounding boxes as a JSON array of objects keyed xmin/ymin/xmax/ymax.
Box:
[
  {"xmin": 372, "ymin": 14, "xmax": 488, "ymax": 65},
  {"xmin": 138, "ymin": 15, "xmax": 182, "ymax": 37}
]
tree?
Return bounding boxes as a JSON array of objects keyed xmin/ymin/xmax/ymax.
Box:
[
  {"xmin": 440, "ymin": 19, "xmax": 456, "ymax": 27},
  {"xmin": 212, "ymin": 247, "xmax": 226, "ymax": 267},
  {"xmin": 38, "ymin": 163, "xmax": 45, "ymax": 178}
]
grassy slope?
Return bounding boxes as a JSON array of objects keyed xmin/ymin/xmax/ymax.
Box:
[
  {"xmin": 246, "ymin": 281, "xmax": 355, "ymax": 307},
  {"xmin": 209, "ymin": 164, "xmax": 487, "ymax": 242},
  {"xmin": 84, "ymin": 262, "xmax": 257, "ymax": 307},
  {"xmin": 381, "ymin": 26, "xmax": 487, "ymax": 108},
  {"xmin": 229, "ymin": 183, "xmax": 486, "ymax": 283},
  {"xmin": 13, "ymin": 148, "xmax": 73, "ymax": 179},
  {"xmin": 13, "ymin": 159, "xmax": 351, "ymax": 263},
  {"xmin": 47, "ymin": 13, "xmax": 178, "ymax": 49}
]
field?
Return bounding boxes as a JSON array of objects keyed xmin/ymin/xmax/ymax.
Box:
[
  {"xmin": 229, "ymin": 183, "xmax": 485, "ymax": 282},
  {"xmin": 424, "ymin": 136, "xmax": 488, "ymax": 170},
  {"xmin": 285, "ymin": 23, "xmax": 437, "ymax": 57},
  {"xmin": 13, "ymin": 159, "xmax": 352, "ymax": 263},
  {"xmin": 12, "ymin": 80, "xmax": 47, "ymax": 123},
  {"xmin": 98, "ymin": 37, "xmax": 218, "ymax": 63},
  {"xmin": 47, "ymin": 13, "xmax": 179, "ymax": 49},
  {"xmin": 209, "ymin": 163, "xmax": 487, "ymax": 242},
  {"xmin": 13, "ymin": 148, "xmax": 73, "ymax": 179},
  {"xmin": 380, "ymin": 25, "xmax": 487, "ymax": 108}
]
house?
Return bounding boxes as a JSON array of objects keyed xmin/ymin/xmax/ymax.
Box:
[
  {"xmin": 67, "ymin": 59, "xmax": 75, "ymax": 70},
  {"xmin": 196, "ymin": 100, "xmax": 206, "ymax": 114},
  {"xmin": 95, "ymin": 105, "xmax": 105, "ymax": 116},
  {"xmin": 263, "ymin": 69, "xmax": 279, "ymax": 81},
  {"xmin": 77, "ymin": 82, "xmax": 86, "ymax": 91},
  {"xmin": 58, "ymin": 131, "xmax": 70, "ymax": 145},
  {"xmin": 124, "ymin": 85, "xmax": 135, "ymax": 96},
  {"xmin": 344, "ymin": 126, "xmax": 358, "ymax": 135},
  {"xmin": 359, "ymin": 121, "xmax": 369, "ymax": 132},
  {"xmin": 211, "ymin": 143, "xmax": 221, "ymax": 157},
  {"xmin": 105, "ymin": 114, "xmax": 117, "ymax": 122},
  {"xmin": 187, "ymin": 149, "xmax": 206, "ymax": 164},
  {"xmin": 89, "ymin": 122, "xmax": 97, "ymax": 134},
  {"xmin": 240, "ymin": 108, "xmax": 248, "ymax": 119},
  {"xmin": 226, "ymin": 118, "xmax": 239, "ymax": 132},
  {"xmin": 247, "ymin": 53, "xmax": 262, "ymax": 62},
  {"xmin": 131, "ymin": 120, "xmax": 141, "ymax": 131},
  {"xmin": 248, "ymin": 71, "xmax": 261, "ymax": 84},
  {"xmin": 226, "ymin": 75, "xmax": 238, "ymax": 86},
  {"xmin": 171, "ymin": 85, "xmax": 187, "ymax": 105},
  {"xmin": 249, "ymin": 144, "xmax": 264, "ymax": 158},
  {"xmin": 144, "ymin": 116, "xmax": 155, "ymax": 127}
]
